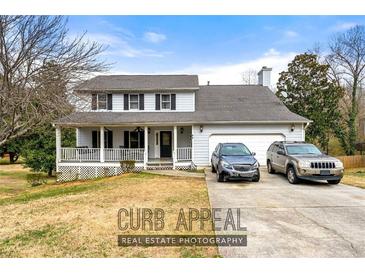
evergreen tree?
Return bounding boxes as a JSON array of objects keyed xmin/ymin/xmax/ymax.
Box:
[{"xmin": 277, "ymin": 53, "xmax": 343, "ymax": 151}]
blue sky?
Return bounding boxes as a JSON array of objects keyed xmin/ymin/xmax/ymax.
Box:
[{"xmin": 68, "ymin": 16, "xmax": 365, "ymax": 85}]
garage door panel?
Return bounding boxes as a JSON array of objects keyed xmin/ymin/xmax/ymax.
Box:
[{"xmin": 209, "ymin": 134, "xmax": 285, "ymax": 165}]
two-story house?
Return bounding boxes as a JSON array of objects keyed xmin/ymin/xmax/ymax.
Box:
[{"xmin": 54, "ymin": 67, "xmax": 309, "ymax": 182}]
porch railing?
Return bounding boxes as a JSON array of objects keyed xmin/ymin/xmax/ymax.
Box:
[
  {"xmin": 176, "ymin": 147, "xmax": 192, "ymax": 161},
  {"xmin": 61, "ymin": 147, "xmax": 100, "ymax": 162},
  {"xmin": 60, "ymin": 147, "xmax": 188, "ymax": 163},
  {"xmin": 105, "ymin": 148, "xmax": 144, "ymax": 162}
]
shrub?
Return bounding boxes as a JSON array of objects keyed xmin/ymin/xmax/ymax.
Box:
[
  {"xmin": 120, "ymin": 160, "xmax": 136, "ymax": 173},
  {"xmin": 27, "ymin": 173, "xmax": 47, "ymax": 187}
]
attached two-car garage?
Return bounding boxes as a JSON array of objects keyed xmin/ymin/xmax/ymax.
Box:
[{"xmin": 208, "ymin": 134, "xmax": 285, "ymax": 165}]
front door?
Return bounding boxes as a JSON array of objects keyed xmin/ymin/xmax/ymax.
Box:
[{"xmin": 160, "ymin": 131, "xmax": 172, "ymax": 158}]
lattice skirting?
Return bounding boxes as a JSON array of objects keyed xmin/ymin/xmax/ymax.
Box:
[{"xmin": 57, "ymin": 165, "xmax": 143, "ymax": 182}]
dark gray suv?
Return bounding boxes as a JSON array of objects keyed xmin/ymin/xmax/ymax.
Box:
[
  {"xmin": 211, "ymin": 143, "xmax": 260, "ymax": 182},
  {"xmin": 266, "ymin": 141, "xmax": 344, "ymax": 184}
]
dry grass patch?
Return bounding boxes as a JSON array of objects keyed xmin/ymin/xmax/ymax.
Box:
[
  {"xmin": 0, "ymin": 171, "xmax": 219, "ymax": 258},
  {"xmin": 0, "ymin": 164, "xmax": 56, "ymax": 199},
  {"xmin": 342, "ymin": 168, "xmax": 365, "ymax": 189}
]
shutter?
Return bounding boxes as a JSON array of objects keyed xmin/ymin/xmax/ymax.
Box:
[
  {"xmin": 107, "ymin": 130, "xmax": 113, "ymax": 148},
  {"xmin": 139, "ymin": 94, "xmax": 144, "ymax": 110},
  {"xmin": 155, "ymin": 94, "xmax": 160, "ymax": 110},
  {"xmin": 124, "ymin": 94, "xmax": 129, "ymax": 110},
  {"xmin": 124, "ymin": 131, "xmax": 129, "ymax": 148},
  {"xmin": 171, "ymin": 94, "xmax": 176, "ymax": 110},
  {"xmin": 91, "ymin": 94, "xmax": 97, "ymax": 110},
  {"xmin": 92, "ymin": 131, "xmax": 98, "ymax": 148},
  {"xmin": 107, "ymin": 94, "xmax": 113, "ymax": 110},
  {"xmin": 139, "ymin": 131, "xmax": 145, "ymax": 148}
]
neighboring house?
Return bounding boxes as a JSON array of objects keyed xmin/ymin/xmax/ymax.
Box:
[{"xmin": 54, "ymin": 67, "xmax": 309, "ymax": 182}]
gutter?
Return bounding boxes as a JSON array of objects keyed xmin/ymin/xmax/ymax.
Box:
[{"xmin": 53, "ymin": 120, "xmax": 311, "ymax": 127}]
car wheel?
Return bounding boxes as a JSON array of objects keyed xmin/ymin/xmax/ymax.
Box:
[
  {"xmin": 267, "ymin": 160, "xmax": 275, "ymax": 174},
  {"xmin": 287, "ymin": 166, "xmax": 299, "ymax": 184},
  {"xmin": 328, "ymin": 179, "xmax": 341, "ymax": 184},
  {"xmin": 211, "ymin": 162, "xmax": 216, "ymax": 173},
  {"xmin": 216, "ymin": 170, "xmax": 225, "ymax": 182},
  {"xmin": 252, "ymin": 169, "xmax": 260, "ymax": 182}
]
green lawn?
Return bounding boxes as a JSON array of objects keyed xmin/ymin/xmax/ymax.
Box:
[{"xmin": 0, "ymin": 164, "xmax": 219, "ymax": 258}]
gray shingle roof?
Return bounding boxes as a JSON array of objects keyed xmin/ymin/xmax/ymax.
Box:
[
  {"xmin": 75, "ymin": 75, "xmax": 199, "ymax": 91},
  {"xmin": 56, "ymin": 85, "xmax": 309, "ymax": 125}
]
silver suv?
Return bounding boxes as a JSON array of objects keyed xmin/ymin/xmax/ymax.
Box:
[{"xmin": 266, "ymin": 141, "xmax": 344, "ymax": 184}]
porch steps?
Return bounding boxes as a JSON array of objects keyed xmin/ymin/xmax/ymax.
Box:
[{"xmin": 146, "ymin": 161, "xmax": 173, "ymax": 170}]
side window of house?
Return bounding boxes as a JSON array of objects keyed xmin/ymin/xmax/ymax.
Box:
[{"xmin": 91, "ymin": 93, "xmax": 112, "ymax": 111}]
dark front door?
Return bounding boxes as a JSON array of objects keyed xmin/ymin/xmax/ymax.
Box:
[{"xmin": 160, "ymin": 131, "xmax": 172, "ymax": 158}]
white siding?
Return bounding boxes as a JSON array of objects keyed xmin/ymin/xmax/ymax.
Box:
[
  {"xmin": 192, "ymin": 123, "xmax": 305, "ymax": 166},
  {"xmin": 113, "ymin": 94, "xmax": 124, "ymax": 111},
  {"xmin": 144, "ymin": 93, "xmax": 155, "ymax": 111},
  {"xmin": 78, "ymin": 128, "xmax": 96, "ymax": 147},
  {"xmin": 176, "ymin": 93, "xmax": 195, "ymax": 111}
]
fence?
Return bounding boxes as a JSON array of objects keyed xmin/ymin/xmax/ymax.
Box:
[{"xmin": 336, "ymin": 155, "xmax": 365, "ymax": 169}]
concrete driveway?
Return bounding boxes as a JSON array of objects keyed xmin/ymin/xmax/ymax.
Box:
[{"xmin": 205, "ymin": 169, "xmax": 365, "ymax": 257}]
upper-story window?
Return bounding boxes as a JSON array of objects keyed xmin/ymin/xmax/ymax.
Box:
[
  {"xmin": 92, "ymin": 93, "xmax": 112, "ymax": 110},
  {"xmin": 98, "ymin": 94, "xmax": 107, "ymax": 109},
  {"xmin": 129, "ymin": 94, "xmax": 139, "ymax": 110},
  {"xmin": 161, "ymin": 94, "xmax": 171, "ymax": 110}
]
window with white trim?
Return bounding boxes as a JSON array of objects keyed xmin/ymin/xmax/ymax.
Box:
[
  {"xmin": 161, "ymin": 94, "xmax": 171, "ymax": 110},
  {"xmin": 129, "ymin": 94, "xmax": 139, "ymax": 110}
]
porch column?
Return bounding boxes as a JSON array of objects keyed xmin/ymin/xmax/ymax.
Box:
[
  {"xmin": 173, "ymin": 126, "xmax": 177, "ymax": 169},
  {"xmin": 75, "ymin": 128, "xmax": 80, "ymax": 146},
  {"xmin": 144, "ymin": 126, "xmax": 148, "ymax": 169},
  {"xmin": 55, "ymin": 126, "xmax": 61, "ymax": 170},
  {"xmin": 100, "ymin": 126, "xmax": 105, "ymax": 162}
]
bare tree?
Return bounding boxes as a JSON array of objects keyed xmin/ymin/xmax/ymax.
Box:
[
  {"xmin": 326, "ymin": 25, "xmax": 365, "ymax": 155},
  {"xmin": 242, "ymin": 69, "xmax": 258, "ymax": 85},
  {"xmin": 0, "ymin": 16, "xmax": 108, "ymax": 146}
]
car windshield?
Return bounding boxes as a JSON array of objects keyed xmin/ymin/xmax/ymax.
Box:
[
  {"xmin": 221, "ymin": 144, "xmax": 251, "ymax": 156},
  {"xmin": 286, "ymin": 144, "xmax": 322, "ymax": 155}
]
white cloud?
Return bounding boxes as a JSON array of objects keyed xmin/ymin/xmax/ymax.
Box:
[
  {"xmin": 84, "ymin": 32, "xmax": 170, "ymax": 58},
  {"xmin": 110, "ymin": 48, "xmax": 296, "ymax": 87},
  {"xmin": 284, "ymin": 30, "xmax": 299, "ymax": 38},
  {"xmin": 184, "ymin": 49, "xmax": 296, "ymax": 87},
  {"xmin": 144, "ymin": 32, "xmax": 167, "ymax": 43},
  {"xmin": 331, "ymin": 22, "xmax": 357, "ymax": 32},
  {"xmin": 264, "ymin": 48, "xmax": 280, "ymax": 56}
]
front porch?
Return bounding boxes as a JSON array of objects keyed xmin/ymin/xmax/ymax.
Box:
[{"xmin": 56, "ymin": 125, "xmax": 193, "ymax": 173}]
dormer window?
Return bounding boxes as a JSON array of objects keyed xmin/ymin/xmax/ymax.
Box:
[
  {"xmin": 161, "ymin": 94, "xmax": 171, "ymax": 110},
  {"xmin": 129, "ymin": 94, "xmax": 139, "ymax": 110}
]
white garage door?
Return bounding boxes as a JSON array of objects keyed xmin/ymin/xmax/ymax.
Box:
[{"xmin": 209, "ymin": 134, "xmax": 285, "ymax": 165}]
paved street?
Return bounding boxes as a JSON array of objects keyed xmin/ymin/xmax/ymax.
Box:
[{"xmin": 205, "ymin": 169, "xmax": 365, "ymax": 257}]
